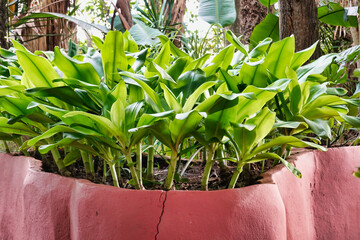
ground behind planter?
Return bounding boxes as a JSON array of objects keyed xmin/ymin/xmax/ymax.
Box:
[{"xmin": 0, "ymin": 147, "xmax": 359, "ymax": 240}]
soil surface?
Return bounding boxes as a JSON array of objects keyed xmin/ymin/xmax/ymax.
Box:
[
  {"xmin": 11, "ymin": 129, "xmax": 360, "ymax": 190},
  {"xmin": 26, "ymin": 150, "xmax": 274, "ymax": 190}
]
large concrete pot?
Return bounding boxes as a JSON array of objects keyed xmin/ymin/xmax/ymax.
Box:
[{"xmin": 0, "ymin": 147, "xmax": 359, "ymax": 240}]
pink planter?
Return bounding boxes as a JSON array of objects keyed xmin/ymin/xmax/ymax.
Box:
[{"xmin": 0, "ymin": 147, "xmax": 359, "ymax": 240}]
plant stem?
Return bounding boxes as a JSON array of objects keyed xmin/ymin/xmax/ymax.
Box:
[
  {"xmin": 14, "ymin": 138, "xmax": 29, "ymax": 156},
  {"xmin": 136, "ymin": 142, "xmax": 143, "ymax": 186},
  {"xmin": 115, "ymin": 161, "xmax": 121, "ymax": 181},
  {"xmin": 113, "ymin": 150, "xmax": 122, "ymax": 184},
  {"xmin": 228, "ymin": 162, "xmax": 245, "ymax": 189},
  {"xmin": 80, "ymin": 150, "xmax": 94, "ymax": 177},
  {"xmin": 201, "ymin": 146, "xmax": 216, "ymax": 191},
  {"xmin": 102, "ymin": 160, "xmax": 107, "ymax": 183},
  {"xmin": 3, "ymin": 141, "xmax": 10, "ymax": 153},
  {"xmin": 201, "ymin": 147, "xmax": 207, "ymax": 166},
  {"xmin": 164, "ymin": 149, "xmax": 178, "ymax": 190},
  {"xmin": 109, "ymin": 163, "xmax": 120, "ymax": 188},
  {"xmin": 125, "ymin": 151, "xmax": 144, "ymax": 190},
  {"xmin": 146, "ymin": 135, "xmax": 155, "ymax": 180},
  {"xmin": 50, "ymin": 147, "xmax": 68, "ymax": 175},
  {"xmin": 217, "ymin": 144, "xmax": 227, "ymax": 168}
]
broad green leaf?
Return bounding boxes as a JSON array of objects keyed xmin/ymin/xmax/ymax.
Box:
[
  {"xmin": 233, "ymin": 108, "xmax": 275, "ymax": 156},
  {"xmin": 16, "ymin": 51, "xmax": 61, "ymax": 88},
  {"xmin": 183, "ymin": 81, "xmax": 217, "ymax": 112},
  {"xmin": 145, "ymin": 41, "xmax": 171, "ymax": 78},
  {"xmin": 123, "ymin": 31, "xmax": 139, "ymax": 53},
  {"xmin": 13, "ymin": 12, "xmax": 109, "ymax": 33},
  {"xmin": 102, "ymin": 31, "xmax": 128, "ymax": 88},
  {"xmin": 199, "ymin": 0, "xmax": 236, "ymax": 27},
  {"xmin": 21, "ymin": 74, "xmax": 35, "ymax": 88},
  {"xmin": 246, "ymin": 107, "xmax": 276, "ymax": 150},
  {"xmin": 247, "ymin": 152, "xmax": 302, "ymax": 178},
  {"xmin": 250, "ymin": 14, "xmax": 279, "ymax": 46},
  {"xmin": 326, "ymin": 87, "xmax": 347, "ymax": 96},
  {"xmin": 110, "ymin": 98, "xmax": 126, "ymax": 131},
  {"xmin": 158, "ymin": 35, "xmax": 189, "ymax": 58},
  {"xmin": 26, "ymin": 125, "xmax": 79, "ymax": 146},
  {"xmin": 226, "ymin": 30, "xmax": 248, "ymax": 56},
  {"xmin": 111, "ymin": 80, "xmax": 127, "ymax": 106},
  {"xmin": 120, "ymin": 72, "xmax": 163, "ymax": 112},
  {"xmin": 174, "ymin": 69, "xmax": 208, "ymax": 101},
  {"xmin": 10, "ymin": 39, "xmax": 29, "ymax": 52},
  {"xmin": 124, "ymin": 102, "xmax": 144, "ymax": 131},
  {"xmin": 134, "ymin": 111, "xmax": 175, "ymax": 130},
  {"xmin": 149, "ymin": 119, "xmax": 174, "ymax": 150},
  {"xmin": 63, "ymin": 111, "xmax": 125, "ymax": 143},
  {"xmin": 249, "ymin": 38, "xmax": 272, "ymax": 58},
  {"xmin": 0, "ymin": 96, "xmax": 34, "ymax": 118},
  {"xmin": 339, "ymin": 113, "xmax": 360, "ymax": 128},
  {"xmin": 153, "ymin": 41, "xmax": 171, "ymax": 68},
  {"xmin": 0, "ymin": 85, "xmax": 25, "ymax": 95},
  {"xmin": 303, "ymin": 117, "xmax": 332, "ymax": 139},
  {"xmin": 318, "ymin": 3, "xmax": 358, "ymax": 28},
  {"xmin": 53, "ymin": 47, "xmax": 100, "ymax": 85},
  {"xmin": 148, "ymin": 62, "xmax": 176, "ymax": 83},
  {"xmin": 265, "ymin": 36, "xmax": 295, "ymax": 79},
  {"xmin": 302, "ymin": 95, "xmax": 345, "ymax": 115},
  {"xmin": 8, "ymin": 66, "xmax": 22, "ymax": 77},
  {"xmin": 297, "ymin": 54, "xmax": 336, "ymax": 83},
  {"xmin": 239, "ymin": 59, "xmax": 268, "ymax": 87},
  {"xmin": 131, "ymin": 48, "xmax": 149, "ymax": 72},
  {"xmin": 26, "ymin": 87, "xmax": 100, "ymax": 112},
  {"xmin": 170, "ymin": 110, "xmax": 206, "ymax": 147},
  {"xmin": 219, "ymin": 69, "xmax": 240, "ymax": 93},
  {"xmin": 274, "ymin": 120, "xmax": 305, "ymax": 129},
  {"xmin": 184, "ymin": 54, "xmax": 211, "ymax": 72},
  {"xmin": 0, "ymin": 117, "xmax": 38, "ymax": 137},
  {"xmin": 166, "ymin": 57, "xmax": 192, "ymax": 81},
  {"xmin": 160, "ymin": 83, "xmax": 182, "ymax": 113},
  {"xmin": 203, "ymin": 45, "xmax": 235, "ymax": 76},
  {"xmin": 291, "ymin": 41, "xmax": 318, "ymax": 70},
  {"xmin": 38, "ymin": 137, "xmax": 79, "ymax": 154},
  {"xmin": 63, "ymin": 150, "xmax": 81, "ymax": 166},
  {"xmin": 0, "ymin": 48, "xmax": 17, "ymax": 60},
  {"xmin": 129, "ymin": 21, "xmax": 163, "ymax": 46},
  {"xmin": 304, "ymin": 106, "xmax": 347, "ymax": 119},
  {"xmin": 236, "ymin": 79, "xmax": 291, "ymax": 122},
  {"xmin": 204, "ymin": 97, "xmax": 239, "ymax": 141},
  {"xmin": 258, "ymin": 0, "xmax": 278, "ymax": 7},
  {"xmin": 250, "ymin": 136, "xmax": 327, "ymax": 156},
  {"xmin": 290, "ymin": 83, "xmax": 302, "ymax": 115}
]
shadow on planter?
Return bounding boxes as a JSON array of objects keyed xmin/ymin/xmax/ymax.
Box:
[{"xmin": 0, "ymin": 147, "xmax": 359, "ymax": 240}]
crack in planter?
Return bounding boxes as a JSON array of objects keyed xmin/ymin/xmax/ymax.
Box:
[{"xmin": 154, "ymin": 191, "xmax": 168, "ymax": 240}]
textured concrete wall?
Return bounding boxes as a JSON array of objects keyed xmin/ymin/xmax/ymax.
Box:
[{"xmin": 0, "ymin": 147, "xmax": 359, "ymax": 240}]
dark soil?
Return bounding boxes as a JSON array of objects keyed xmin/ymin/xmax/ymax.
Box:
[
  {"xmin": 14, "ymin": 129, "xmax": 360, "ymax": 190},
  {"xmin": 27, "ymin": 150, "xmax": 273, "ymax": 191}
]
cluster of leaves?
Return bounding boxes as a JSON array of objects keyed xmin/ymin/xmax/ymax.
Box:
[
  {"xmin": 0, "ymin": 29, "xmax": 359, "ymax": 190},
  {"xmin": 252, "ymin": 1, "xmax": 358, "ymax": 53}
]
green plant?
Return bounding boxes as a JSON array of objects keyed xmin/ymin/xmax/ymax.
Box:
[{"xmin": 1, "ymin": 29, "xmax": 360, "ymax": 191}]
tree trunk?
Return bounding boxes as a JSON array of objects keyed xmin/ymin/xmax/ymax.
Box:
[
  {"xmin": 228, "ymin": 0, "xmax": 267, "ymax": 43},
  {"xmin": 116, "ymin": 0, "xmax": 133, "ymax": 28},
  {"xmin": 0, "ymin": 0, "xmax": 8, "ymax": 48},
  {"xmin": 170, "ymin": 0, "xmax": 186, "ymax": 47},
  {"xmin": 279, "ymin": 0, "xmax": 321, "ymax": 58}
]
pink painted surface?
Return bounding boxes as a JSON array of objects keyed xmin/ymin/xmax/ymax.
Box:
[{"xmin": 0, "ymin": 147, "xmax": 359, "ymax": 240}]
